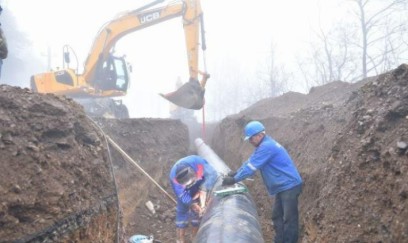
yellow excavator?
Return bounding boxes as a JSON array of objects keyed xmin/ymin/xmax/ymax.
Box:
[{"xmin": 30, "ymin": 0, "xmax": 209, "ymax": 118}]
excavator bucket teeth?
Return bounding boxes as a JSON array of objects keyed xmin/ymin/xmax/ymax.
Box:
[{"xmin": 160, "ymin": 79, "xmax": 205, "ymax": 110}]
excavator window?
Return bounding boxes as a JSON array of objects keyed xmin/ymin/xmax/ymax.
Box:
[
  {"xmin": 112, "ymin": 58, "xmax": 129, "ymax": 91},
  {"xmin": 94, "ymin": 55, "xmax": 129, "ymax": 92},
  {"xmin": 55, "ymin": 70, "xmax": 74, "ymax": 86}
]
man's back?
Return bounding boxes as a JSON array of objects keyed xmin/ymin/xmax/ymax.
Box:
[{"xmin": 254, "ymin": 136, "xmax": 302, "ymax": 195}]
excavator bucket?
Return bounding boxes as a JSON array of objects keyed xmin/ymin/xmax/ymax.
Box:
[{"xmin": 160, "ymin": 78, "xmax": 205, "ymax": 110}]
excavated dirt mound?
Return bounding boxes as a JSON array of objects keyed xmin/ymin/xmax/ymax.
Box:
[
  {"xmin": 211, "ymin": 64, "xmax": 408, "ymax": 242},
  {"xmin": 94, "ymin": 118, "xmax": 190, "ymax": 242},
  {"xmin": 0, "ymin": 86, "xmax": 119, "ymax": 242},
  {"xmin": 0, "ymin": 86, "xmax": 192, "ymax": 242}
]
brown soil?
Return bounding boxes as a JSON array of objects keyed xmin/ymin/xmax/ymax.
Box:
[
  {"xmin": 1, "ymin": 64, "xmax": 407, "ymax": 242},
  {"xmin": 93, "ymin": 117, "xmax": 190, "ymax": 242},
  {"xmin": 0, "ymin": 87, "xmax": 119, "ymax": 242},
  {"xmin": 211, "ymin": 64, "xmax": 408, "ymax": 242}
]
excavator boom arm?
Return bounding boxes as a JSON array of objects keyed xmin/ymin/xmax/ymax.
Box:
[
  {"xmin": 30, "ymin": 0, "xmax": 208, "ymax": 115},
  {"xmin": 83, "ymin": 0, "xmax": 203, "ymax": 86}
]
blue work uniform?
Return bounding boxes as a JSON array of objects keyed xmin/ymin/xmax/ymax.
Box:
[
  {"xmin": 234, "ymin": 134, "xmax": 302, "ymax": 243},
  {"xmin": 234, "ymin": 135, "xmax": 302, "ymax": 195},
  {"xmin": 169, "ymin": 155, "xmax": 217, "ymax": 228}
]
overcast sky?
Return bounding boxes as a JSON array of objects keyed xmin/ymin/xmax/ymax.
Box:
[{"xmin": 5, "ymin": 0, "xmax": 345, "ymax": 119}]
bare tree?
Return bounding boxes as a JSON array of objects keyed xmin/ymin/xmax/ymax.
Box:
[
  {"xmin": 299, "ymin": 0, "xmax": 407, "ymax": 88},
  {"xmin": 349, "ymin": 0, "xmax": 408, "ymax": 78},
  {"xmin": 205, "ymin": 46, "xmax": 287, "ymax": 122},
  {"xmin": 257, "ymin": 43, "xmax": 290, "ymax": 98},
  {"xmin": 205, "ymin": 56, "xmax": 252, "ymax": 121},
  {"xmin": 298, "ymin": 23, "xmax": 359, "ymax": 89}
]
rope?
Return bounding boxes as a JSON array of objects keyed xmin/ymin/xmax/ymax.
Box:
[
  {"xmin": 105, "ymin": 135, "xmax": 177, "ymax": 205},
  {"xmin": 89, "ymin": 118, "xmax": 122, "ymax": 243}
]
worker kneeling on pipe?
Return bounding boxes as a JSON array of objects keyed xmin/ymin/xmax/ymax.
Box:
[{"xmin": 169, "ymin": 155, "xmax": 218, "ymax": 243}]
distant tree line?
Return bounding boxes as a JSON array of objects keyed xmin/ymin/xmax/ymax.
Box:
[
  {"xmin": 2, "ymin": 1, "xmax": 407, "ymax": 122},
  {"xmin": 299, "ymin": 0, "xmax": 408, "ymax": 86},
  {"xmin": 206, "ymin": 0, "xmax": 408, "ymax": 121}
]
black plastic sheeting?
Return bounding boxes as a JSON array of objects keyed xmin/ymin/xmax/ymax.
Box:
[{"xmin": 193, "ymin": 138, "xmax": 264, "ymax": 243}]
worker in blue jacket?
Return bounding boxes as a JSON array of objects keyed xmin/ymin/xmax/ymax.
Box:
[
  {"xmin": 170, "ymin": 155, "xmax": 217, "ymax": 243},
  {"xmin": 222, "ymin": 121, "xmax": 302, "ymax": 243}
]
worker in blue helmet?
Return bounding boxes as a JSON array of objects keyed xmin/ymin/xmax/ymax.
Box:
[
  {"xmin": 169, "ymin": 155, "xmax": 217, "ymax": 243},
  {"xmin": 223, "ymin": 120, "xmax": 302, "ymax": 243}
]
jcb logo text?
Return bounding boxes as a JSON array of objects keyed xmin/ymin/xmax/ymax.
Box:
[{"xmin": 139, "ymin": 11, "xmax": 160, "ymax": 24}]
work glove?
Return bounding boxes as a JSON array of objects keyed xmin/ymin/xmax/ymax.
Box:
[
  {"xmin": 227, "ymin": 171, "xmax": 237, "ymax": 177},
  {"xmin": 222, "ymin": 176, "xmax": 235, "ymax": 186}
]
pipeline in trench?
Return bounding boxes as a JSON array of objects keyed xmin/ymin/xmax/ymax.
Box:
[{"xmin": 194, "ymin": 138, "xmax": 264, "ymax": 243}]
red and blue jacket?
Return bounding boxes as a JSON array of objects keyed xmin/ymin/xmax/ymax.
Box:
[{"xmin": 169, "ymin": 155, "xmax": 218, "ymax": 205}]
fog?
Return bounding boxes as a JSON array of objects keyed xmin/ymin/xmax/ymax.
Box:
[{"xmin": 3, "ymin": 0, "xmax": 405, "ymax": 121}]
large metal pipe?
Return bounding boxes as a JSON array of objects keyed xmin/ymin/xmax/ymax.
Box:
[
  {"xmin": 194, "ymin": 138, "xmax": 230, "ymax": 174},
  {"xmin": 194, "ymin": 138, "xmax": 264, "ymax": 243}
]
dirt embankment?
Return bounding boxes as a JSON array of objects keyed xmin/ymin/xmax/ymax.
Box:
[
  {"xmin": 0, "ymin": 85, "xmax": 193, "ymax": 242},
  {"xmin": 0, "ymin": 86, "xmax": 119, "ymax": 242},
  {"xmin": 211, "ymin": 64, "xmax": 408, "ymax": 242},
  {"xmin": 1, "ymin": 64, "xmax": 407, "ymax": 242},
  {"xmin": 94, "ymin": 118, "xmax": 191, "ymax": 242}
]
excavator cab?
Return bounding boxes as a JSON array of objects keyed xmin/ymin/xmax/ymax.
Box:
[{"xmin": 93, "ymin": 54, "xmax": 130, "ymax": 92}]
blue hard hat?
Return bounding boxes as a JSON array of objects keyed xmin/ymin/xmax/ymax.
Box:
[{"xmin": 244, "ymin": 121, "xmax": 265, "ymax": 140}]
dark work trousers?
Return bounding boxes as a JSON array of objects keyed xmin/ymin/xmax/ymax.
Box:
[{"xmin": 272, "ymin": 184, "xmax": 302, "ymax": 243}]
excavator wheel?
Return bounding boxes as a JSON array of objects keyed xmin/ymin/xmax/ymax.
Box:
[
  {"xmin": 160, "ymin": 78, "xmax": 205, "ymax": 110},
  {"xmin": 76, "ymin": 98, "xmax": 129, "ymax": 119},
  {"xmin": 113, "ymin": 103, "xmax": 130, "ymax": 119}
]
